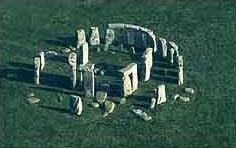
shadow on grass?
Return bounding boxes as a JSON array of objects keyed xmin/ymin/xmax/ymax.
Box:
[
  {"xmin": 44, "ymin": 35, "xmax": 76, "ymax": 48},
  {"xmin": 1, "ymin": 67, "xmax": 72, "ymax": 90},
  {"xmin": 40, "ymin": 105, "xmax": 70, "ymax": 114}
]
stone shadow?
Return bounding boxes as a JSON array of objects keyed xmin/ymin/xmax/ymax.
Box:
[
  {"xmin": 40, "ymin": 105, "xmax": 70, "ymax": 114},
  {"xmin": 44, "ymin": 35, "xmax": 76, "ymax": 48}
]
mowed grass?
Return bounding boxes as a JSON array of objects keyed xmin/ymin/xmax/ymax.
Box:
[{"xmin": 0, "ymin": 0, "xmax": 235, "ymax": 147}]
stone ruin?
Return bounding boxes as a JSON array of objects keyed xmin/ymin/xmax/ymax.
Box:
[{"xmin": 32, "ymin": 23, "xmax": 192, "ymax": 120}]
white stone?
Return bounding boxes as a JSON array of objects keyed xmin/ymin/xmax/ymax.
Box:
[
  {"xmin": 177, "ymin": 56, "xmax": 184, "ymax": 85},
  {"xmin": 156, "ymin": 84, "xmax": 167, "ymax": 105},
  {"xmin": 34, "ymin": 57, "xmax": 40, "ymax": 85},
  {"xmin": 141, "ymin": 48, "xmax": 153, "ymax": 81},
  {"xmin": 184, "ymin": 87, "xmax": 195, "ymax": 94},
  {"xmin": 80, "ymin": 42, "xmax": 89, "ymax": 65},
  {"xmin": 104, "ymin": 29, "xmax": 115, "ymax": 51},
  {"xmin": 150, "ymin": 98, "xmax": 156, "ymax": 109},
  {"xmin": 68, "ymin": 52, "xmax": 77, "ymax": 88},
  {"xmin": 76, "ymin": 29, "xmax": 86, "ymax": 48},
  {"xmin": 120, "ymin": 63, "xmax": 138, "ymax": 97},
  {"xmin": 39, "ymin": 51, "xmax": 45, "ymax": 71},
  {"xmin": 131, "ymin": 108, "xmax": 152, "ymax": 121},
  {"xmin": 27, "ymin": 97, "xmax": 41, "ymax": 104},
  {"xmin": 179, "ymin": 96, "xmax": 190, "ymax": 102},
  {"xmin": 159, "ymin": 37, "xmax": 167, "ymax": 57},
  {"xmin": 70, "ymin": 95, "xmax": 83, "ymax": 116},
  {"xmin": 169, "ymin": 47, "xmax": 175, "ymax": 64},
  {"xmin": 84, "ymin": 64, "xmax": 95, "ymax": 98},
  {"xmin": 89, "ymin": 27, "xmax": 100, "ymax": 46}
]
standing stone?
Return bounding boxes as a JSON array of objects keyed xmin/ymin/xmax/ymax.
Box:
[
  {"xmin": 120, "ymin": 63, "xmax": 138, "ymax": 97},
  {"xmin": 159, "ymin": 37, "xmax": 167, "ymax": 57},
  {"xmin": 177, "ymin": 56, "xmax": 184, "ymax": 85},
  {"xmin": 89, "ymin": 27, "xmax": 100, "ymax": 46},
  {"xmin": 76, "ymin": 29, "xmax": 86, "ymax": 48},
  {"xmin": 68, "ymin": 52, "xmax": 77, "ymax": 88},
  {"xmin": 168, "ymin": 41, "xmax": 179, "ymax": 64},
  {"xmin": 169, "ymin": 47, "xmax": 175, "ymax": 64},
  {"xmin": 84, "ymin": 64, "xmax": 95, "ymax": 98},
  {"xmin": 141, "ymin": 48, "xmax": 153, "ymax": 82},
  {"xmin": 39, "ymin": 51, "xmax": 45, "ymax": 71},
  {"xmin": 80, "ymin": 42, "xmax": 89, "ymax": 65},
  {"xmin": 104, "ymin": 29, "xmax": 115, "ymax": 51},
  {"xmin": 156, "ymin": 84, "xmax": 166, "ymax": 105},
  {"xmin": 70, "ymin": 95, "xmax": 83, "ymax": 116},
  {"xmin": 34, "ymin": 57, "xmax": 41, "ymax": 85},
  {"xmin": 130, "ymin": 46, "xmax": 136, "ymax": 55}
]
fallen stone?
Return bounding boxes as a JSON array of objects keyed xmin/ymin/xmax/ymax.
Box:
[
  {"xmin": 96, "ymin": 91, "xmax": 107, "ymax": 104},
  {"xmin": 110, "ymin": 97, "xmax": 126, "ymax": 104},
  {"xmin": 184, "ymin": 87, "xmax": 195, "ymax": 94},
  {"xmin": 179, "ymin": 96, "xmax": 190, "ymax": 102},
  {"xmin": 100, "ymin": 70, "xmax": 105, "ymax": 76},
  {"xmin": 103, "ymin": 100, "xmax": 115, "ymax": 117},
  {"xmin": 27, "ymin": 97, "xmax": 41, "ymax": 104},
  {"xmin": 90, "ymin": 102, "xmax": 100, "ymax": 108},
  {"xmin": 131, "ymin": 108, "xmax": 152, "ymax": 121}
]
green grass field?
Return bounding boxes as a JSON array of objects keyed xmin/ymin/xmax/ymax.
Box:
[{"xmin": 0, "ymin": 0, "xmax": 236, "ymax": 147}]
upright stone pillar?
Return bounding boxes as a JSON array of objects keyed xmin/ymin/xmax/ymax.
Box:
[
  {"xmin": 159, "ymin": 38, "xmax": 167, "ymax": 57},
  {"xmin": 76, "ymin": 29, "xmax": 86, "ymax": 48},
  {"xmin": 104, "ymin": 29, "xmax": 115, "ymax": 51},
  {"xmin": 84, "ymin": 64, "xmax": 95, "ymax": 98},
  {"xmin": 39, "ymin": 51, "xmax": 45, "ymax": 71},
  {"xmin": 155, "ymin": 84, "xmax": 167, "ymax": 105},
  {"xmin": 34, "ymin": 57, "xmax": 41, "ymax": 85},
  {"xmin": 70, "ymin": 95, "xmax": 83, "ymax": 116},
  {"xmin": 80, "ymin": 42, "xmax": 89, "ymax": 65},
  {"xmin": 68, "ymin": 52, "xmax": 77, "ymax": 88},
  {"xmin": 141, "ymin": 48, "xmax": 153, "ymax": 82},
  {"xmin": 89, "ymin": 27, "xmax": 100, "ymax": 46},
  {"xmin": 177, "ymin": 56, "xmax": 184, "ymax": 85}
]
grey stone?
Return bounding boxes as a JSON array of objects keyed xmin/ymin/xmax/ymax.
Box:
[
  {"xmin": 150, "ymin": 98, "xmax": 156, "ymax": 109},
  {"xmin": 80, "ymin": 42, "xmax": 89, "ymax": 65},
  {"xmin": 95, "ymin": 91, "xmax": 107, "ymax": 104},
  {"xmin": 91, "ymin": 102, "xmax": 100, "ymax": 108},
  {"xmin": 184, "ymin": 87, "xmax": 195, "ymax": 94},
  {"xmin": 103, "ymin": 100, "xmax": 115, "ymax": 117}
]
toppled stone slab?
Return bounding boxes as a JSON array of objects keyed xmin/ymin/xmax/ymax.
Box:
[
  {"xmin": 173, "ymin": 94, "xmax": 190, "ymax": 102},
  {"xmin": 103, "ymin": 100, "xmax": 115, "ymax": 117},
  {"xmin": 131, "ymin": 108, "xmax": 152, "ymax": 121},
  {"xmin": 27, "ymin": 93, "xmax": 41, "ymax": 104},
  {"xmin": 95, "ymin": 91, "xmax": 107, "ymax": 104},
  {"xmin": 90, "ymin": 102, "xmax": 100, "ymax": 108},
  {"xmin": 184, "ymin": 87, "xmax": 195, "ymax": 94}
]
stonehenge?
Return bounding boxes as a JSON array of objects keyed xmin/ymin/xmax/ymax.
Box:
[{"xmin": 31, "ymin": 23, "xmax": 188, "ymax": 120}]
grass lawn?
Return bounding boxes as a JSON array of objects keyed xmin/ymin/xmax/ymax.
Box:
[{"xmin": 0, "ymin": 0, "xmax": 235, "ymax": 147}]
